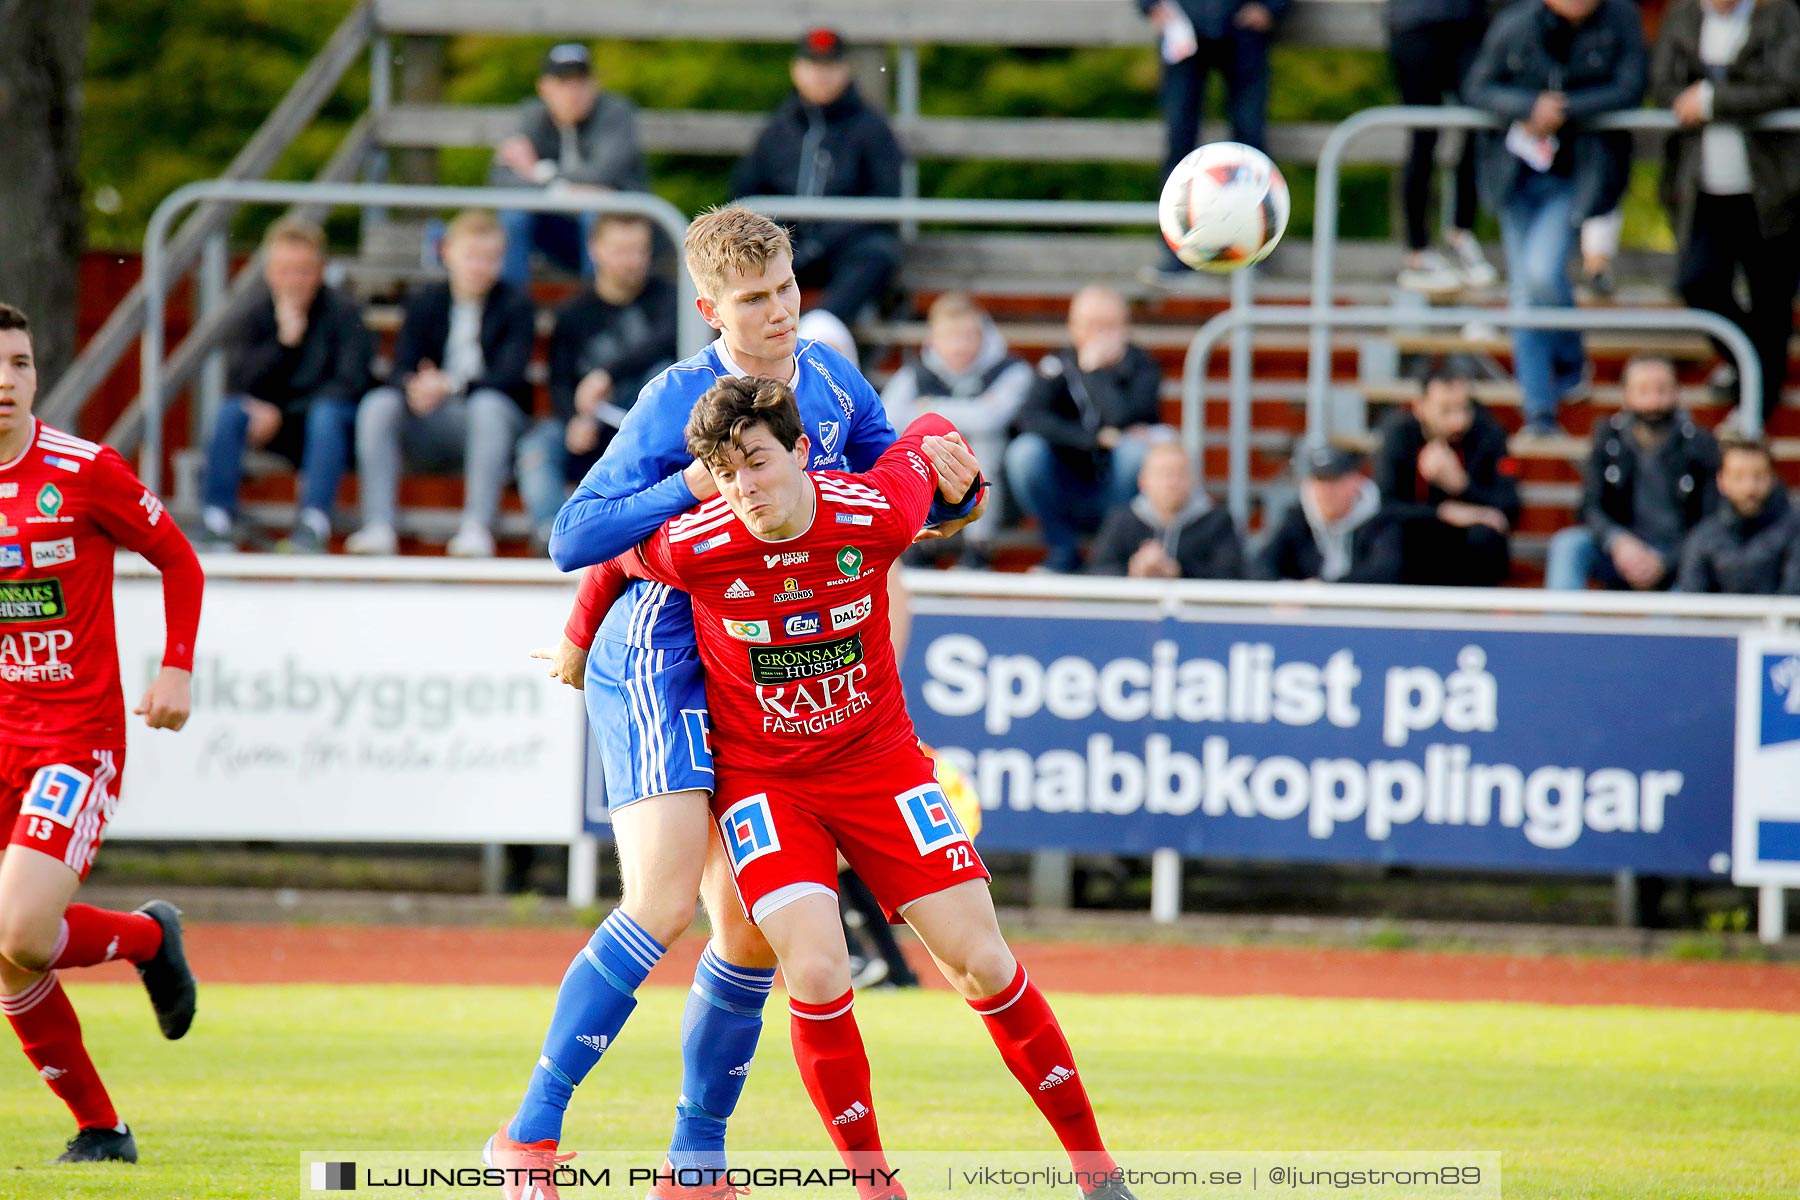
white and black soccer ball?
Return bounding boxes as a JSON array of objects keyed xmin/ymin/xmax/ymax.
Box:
[{"xmin": 1158, "ymin": 142, "xmax": 1290, "ymax": 273}]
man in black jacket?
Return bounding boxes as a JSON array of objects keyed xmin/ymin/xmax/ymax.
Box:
[
  {"xmin": 1652, "ymin": 0, "xmax": 1800, "ymax": 425},
  {"xmin": 1374, "ymin": 357, "xmax": 1520, "ymax": 586},
  {"xmin": 348, "ymin": 211, "xmax": 537, "ymax": 558},
  {"xmin": 489, "ymin": 44, "xmax": 648, "ymax": 285},
  {"xmin": 731, "ymin": 29, "xmax": 904, "ymax": 323},
  {"xmin": 1545, "ymin": 356, "xmax": 1721, "ymax": 589},
  {"xmin": 1252, "ymin": 443, "xmax": 1407, "ymax": 584},
  {"xmin": 516, "ymin": 214, "xmax": 677, "ymax": 550},
  {"xmin": 1089, "ymin": 440, "xmax": 1243, "ymax": 579},
  {"xmin": 199, "ymin": 218, "xmax": 369, "ymax": 554},
  {"xmin": 1676, "ymin": 435, "xmax": 1800, "ymax": 593},
  {"xmin": 1004, "ymin": 286, "xmax": 1166, "ymax": 572},
  {"xmin": 1463, "ymin": 0, "xmax": 1647, "ymax": 435}
]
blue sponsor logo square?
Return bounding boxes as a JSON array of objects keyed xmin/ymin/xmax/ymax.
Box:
[
  {"xmin": 896, "ymin": 783, "xmax": 968, "ymax": 855},
  {"xmin": 1760, "ymin": 653, "xmax": 1800, "ymax": 749},
  {"xmin": 719, "ymin": 795, "xmax": 780, "ymax": 869}
]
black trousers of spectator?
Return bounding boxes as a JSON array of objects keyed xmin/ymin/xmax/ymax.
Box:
[
  {"xmin": 837, "ymin": 868, "xmax": 918, "ymax": 986},
  {"xmin": 1400, "ymin": 517, "xmax": 1510, "ymax": 587},
  {"xmin": 1677, "ymin": 192, "xmax": 1800, "ymax": 423},
  {"xmin": 796, "ymin": 227, "xmax": 902, "ymax": 324},
  {"xmin": 1160, "ymin": 31, "xmax": 1273, "ymax": 167},
  {"xmin": 1388, "ymin": 18, "xmax": 1485, "ymax": 252}
]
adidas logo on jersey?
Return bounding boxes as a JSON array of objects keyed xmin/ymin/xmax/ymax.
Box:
[
  {"xmin": 1038, "ymin": 1065, "xmax": 1075, "ymax": 1091},
  {"xmin": 576, "ymin": 1034, "xmax": 610, "ymax": 1053},
  {"xmin": 724, "ymin": 579, "xmax": 755, "ymax": 599},
  {"xmin": 728, "ymin": 1061, "xmax": 752, "ymax": 1077},
  {"xmin": 832, "ymin": 1101, "xmax": 870, "ymax": 1125}
]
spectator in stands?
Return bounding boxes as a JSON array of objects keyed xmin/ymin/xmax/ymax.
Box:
[
  {"xmin": 516, "ymin": 214, "xmax": 676, "ymax": 551},
  {"xmin": 883, "ymin": 293, "xmax": 1033, "ymax": 566},
  {"xmin": 1089, "ymin": 440, "xmax": 1243, "ymax": 579},
  {"xmin": 1387, "ymin": 0, "xmax": 1498, "ymax": 294},
  {"xmin": 198, "ymin": 218, "xmax": 369, "ymax": 555},
  {"xmin": 1004, "ymin": 285, "xmax": 1165, "ymax": 573},
  {"xmin": 731, "ymin": 28, "xmax": 903, "ymax": 323},
  {"xmin": 1676, "ymin": 435, "xmax": 1800, "ymax": 593},
  {"xmin": 1463, "ymin": 0, "xmax": 1648, "ymax": 436},
  {"xmin": 1652, "ymin": 0, "xmax": 1800, "ymax": 428},
  {"xmin": 1140, "ymin": 0, "xmax": 1282, "ymax": 277},
  {"xmin": 1252, "ymin": 442, "xmax": 1407, "ymax": 583},
  {"xmin": 348, "ymin": 210, "xmax": 536, "ymax": 558},
  {"xmin": 1374, "ymin": 356, "xmax": 1520, "ymax": 586},
  {"xmin": 1544, "ymin": 355, "xmax": 1721, "ymax": 589},
  {"xmin": 489, "ymin": 43, "xmax": 648, "ymax": 285}
]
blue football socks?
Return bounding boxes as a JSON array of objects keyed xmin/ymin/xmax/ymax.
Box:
[
  {"xmin": 667, "ymin": 945, "xmax": 776, "ymax": 1171},
  {"xmin": 509, "ymin": 910, "xmax": 666, "ymax": 1145}
]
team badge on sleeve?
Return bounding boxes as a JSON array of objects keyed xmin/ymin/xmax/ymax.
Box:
[
  {"xmin": 719, "ymin": 794, "xmax": 781, "ymax": 869},
  {"xmin": 896, "ymin": 783, "xmax": 971, "ymax": 855}
]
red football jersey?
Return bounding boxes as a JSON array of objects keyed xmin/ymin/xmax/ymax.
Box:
[
  {"xmin": 0, "ymin": 420, "xmax": 200, "ymax": 747},
  {"xmin": 625, "ymin": 416, "xmax": 955, "ymax": 777}
]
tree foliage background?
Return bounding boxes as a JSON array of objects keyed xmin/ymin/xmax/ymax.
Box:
[{"xmin": 81, "ymin": 0, "xmax": 1667, "ymax": 253}]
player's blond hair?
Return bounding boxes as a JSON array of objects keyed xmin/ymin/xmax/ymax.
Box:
[
  {"xmin": 684, "ymin": 206, "xmax": 792, "ymax": 301},
  {"xmin": 686, "ymin": 375, "xmax": 805, "ymax": 468},
  {"xmin": 445, "ymin": 209, "xmax": 504, "ymax": 245},
  {"xmin": 262, "ymin": 217, "xmax": 326, "ymax": 257}
]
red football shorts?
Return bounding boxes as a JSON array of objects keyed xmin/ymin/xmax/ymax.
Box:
[
  {"xmin": 712, "ymin": 745, "xmax": 990, "ymax": 926},
  {"xmin": 0, "ymin": 744, "xmax": 124, "ymax": 881}
]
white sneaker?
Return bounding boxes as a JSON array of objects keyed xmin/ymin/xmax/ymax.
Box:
[
  {"xmin": 1446, "ymin": 230, "xmax": 1498, "ymax": 289},
  {"xmin": 1397, "ymin": 250, "xmax": 1464, "ymax": 295},
  {"xmin": 345, "ymin": 524, "xmax": 398, "ymax": 556},
  {"xmin": 447, "ymin": 524, "xmax": 496, "ymax": 559}
]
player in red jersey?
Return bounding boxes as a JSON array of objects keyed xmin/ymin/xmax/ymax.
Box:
[
  {"xmin": 0, "ymin": 304, "xmax": 203, "ymax": 1164},
  {"xmin": 606, "ymin": 375, "xmax": 1136, "ymax": 1200}
]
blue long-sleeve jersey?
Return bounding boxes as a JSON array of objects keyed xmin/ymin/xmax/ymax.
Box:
[{"xmin": 550, "ymin": 336, "xmax": 974, "ymax": 649}]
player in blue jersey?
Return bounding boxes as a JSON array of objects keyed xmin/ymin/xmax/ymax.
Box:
[{"xmin": 486, "ymin": 207, "xmax": 983, "ymax": 1200}]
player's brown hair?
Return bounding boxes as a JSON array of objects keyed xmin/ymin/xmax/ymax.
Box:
[
  {"xmin": 261, "ymin": 216, "xmax": 326, "ymax": 256},
  {"xmin": 686, "ymin": 375, "xmax": 805, "ymax": 468},
  {"xmin": 0, "ymin": 303, "xmax": 31, "ymax": 340},
  {"xmin": 684, "ymin": 206, "xmax": 792, "ymax": 301},
  {"xmin": 1718, "ymin": 432, "xmax": 1774, "ymax": 466}
]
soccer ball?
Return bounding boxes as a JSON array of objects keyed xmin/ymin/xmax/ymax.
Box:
[{"xmin": 1158, "ymin": 142, "xmax": 1290, "ymax": 273}]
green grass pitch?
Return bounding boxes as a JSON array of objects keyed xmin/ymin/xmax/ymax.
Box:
[{"xmin": 0, "ymin": 983, "xmax": 1794, "ymax": 1199}]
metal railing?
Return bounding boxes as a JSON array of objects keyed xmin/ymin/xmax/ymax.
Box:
[
  {"xmin": 1186, "ymin": 304, "xmax": 1763, "ymax": 528},
  {"xmin": 139, "ymin": 180, "xmax": 701, "ymax": 494},
  {"xmin": 1307, "ymin": 104, "xmax": 1800, "ymax": 437}
]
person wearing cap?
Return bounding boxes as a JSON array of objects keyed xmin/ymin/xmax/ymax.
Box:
[
  {"xmin": 1372, "ymin": 356, "xmax": 1520, "ymax": 586},
  {"xmin": 1251, "ymin": 443, "xmax": 1407, "ymax": 584},
  {"xmin": 490, "ymin": 43, "xmax": 648, "ymax": 285},
  {"xmin": 730, "ymin": 28, "xmax": 905, "ymax": 323}
]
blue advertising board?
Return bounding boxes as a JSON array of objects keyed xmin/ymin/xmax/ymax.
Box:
[{"xmin": 902, "ymin": 606, "xmax": 1737, "ymax": 879}]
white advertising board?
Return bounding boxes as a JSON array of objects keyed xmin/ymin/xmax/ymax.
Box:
[{"xmin": 109, "ymin": 572, "xmax": 585, "ymax": 844}]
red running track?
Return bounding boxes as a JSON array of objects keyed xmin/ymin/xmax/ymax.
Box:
[{"xmin": 67, "ymin": 925, "xmax": 1800, "ymax": 1013}]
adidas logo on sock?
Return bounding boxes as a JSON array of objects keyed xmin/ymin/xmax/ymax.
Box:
[
  {"xmin": 1037, "ymin": 1065, "xmax": 1076, "ymax": 1091},
  {"xmin": 832, "ymin": 1101, "xmax": 870, "ymax": 1125},
  {"xmin": 724, "ymin": 578, "xmax": 754, "ymax": 599},
  {"xmin": 39, "ymin": 1064, "xmax": 66, "ymax": 1081},
  {"xmin": 728, "ymin": 1061, "xmax": 752, "ymax": 1077},
  {"xmin": 576, "ymin": 1034, "xmax": 610, "ymax": 1053}
]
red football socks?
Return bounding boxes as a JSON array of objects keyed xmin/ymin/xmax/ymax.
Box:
[
  {"xmin": 3, "ymin": 972, "xmax": 120, "ymax": 1130},
  {"xmin": 970, "ymin": 963, "xmax": 1118, "ymax": 1183},
  {"xmin": 50, "ymin": 904, "xmax": 162, "ymax": 970},
  {"xmin": 789, "ymin": 989, "xmax": 901, "ymax": 1199}
]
